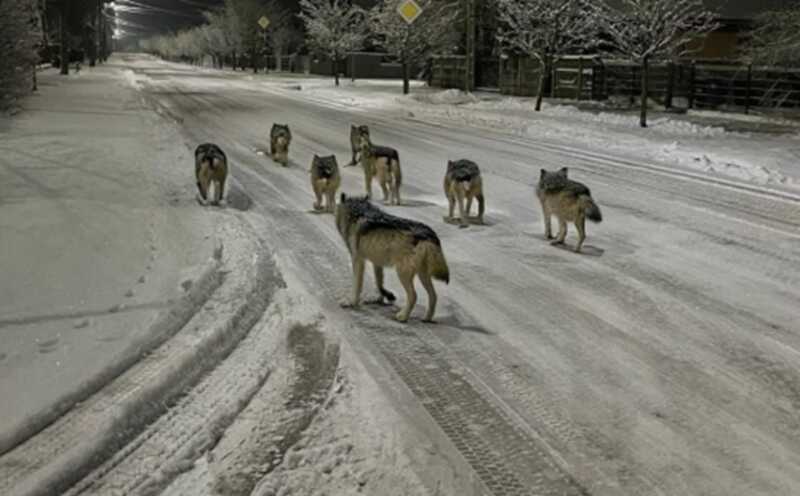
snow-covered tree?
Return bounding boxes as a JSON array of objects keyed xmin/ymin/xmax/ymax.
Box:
[
  {"xmin": 368, "ymin": 0, "xmax": 460, "ymax": 94},
  {"xmin": 264, "ymin": 0, "xmax": 300, "ymax": 72},
  {"xmin": 496, "ymin": 0, "xmax": 601, "ymax": 111},
  {"xmin": 598, "ymin": 0, "xmax": 718, "ymax": 127},
  {"xmin": 746, "ymin": 5, "xmax": 800, "ymax": 67},
  {"xmin": 299, "ymin": 0, "xmax": 368, "ymax": 86},
  {"xmin": 0, "ymin": 0, "xmax": 41, "ymax": 110}
]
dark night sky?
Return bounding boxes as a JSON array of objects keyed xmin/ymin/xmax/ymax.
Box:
[{"xmin": 117, "ymin": 0, "xmax": 800, "ymax": 39}]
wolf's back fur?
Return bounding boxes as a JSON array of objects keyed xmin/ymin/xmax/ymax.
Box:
[
  {"xmin": 336, "ymin": 195, "xmax": 449, "ymax": 322},
  {"xmin": 444, "ymin": 159, "xmax": 485, "ymax": 227},
  {"xmin": 310, "ymin": 155, "xmax": 341, "ymax": 213},
  {"xmin": 194, "ymin": 143, "xmax": 228, "ymax": 205},
  {"xmin": 536, "ymin": 167, "xmax": 601, "ymax": 252}
]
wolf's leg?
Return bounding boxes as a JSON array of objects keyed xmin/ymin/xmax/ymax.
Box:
[
  {"xmin": 540, "ymin": 199, "xmax": 553, "ymax": 239},
  {"xmin": 363, "ymin": 163, "xmax": 373, "ymax": 199},
  {"xmin": 196, "ymin": 181, "xmax": 207, "ymax": 202},
  {"xmin": 552, "ymin": 218, "xmax": 567, "ymax": 245},
  {"xmin": 377, "ymin": 166, "xmax": 390, "ymax": 204},
  {"xmin": 368, "ymin": 266, "xmax": 396, "ymax": 304},
  {"xmin": 270, "ymin": 139, "xmax": 275, "ymax": 157},
  {"xmin": 447, "ymin": 189, "xmax": 456, "ymax": 220},
  {"xmin": 313, "ymin": 182, "xmax": 323, "ymax": 210},
  {"xmin": 342, "ymin": 257, "xmax": 366, "ymax": 308},
  {"xmin": 395, "ymin": 267, "xmax": 417, "ymax": 322},
  {"xmin": 214, "ymin": 179, "xmax": 224, "ymax": 205},
  {"xmin": 326, "ymin": 189, "xmax": 336, "ymax": 213},
  {"xmin": 477, "ymin": 193, "xmax": 485, "ymax": 224},
  {"xmin": 465, "ymin": 194, "xmax": 473, "ymax": 217},
  {"xmin": 350, "ymin": 147, "xmax": 358, "ymax": 166},
  {"xmin": 575, "ymin": 215, "xmax": 586, "ymax": 253},
  {"xmin": 198, "ymin": 171, "xmax": 210, "ymax": 203},
  {"xmin": 455, "ymin": 186, "xmax": 467, "ymax": 228},
  {"xmin": 392, "ymin": 161, "xmax": 401, "ymax": 205},
  {"xmin": 419, "ymin": 271, "xmax": 437, "ymax": 323}
]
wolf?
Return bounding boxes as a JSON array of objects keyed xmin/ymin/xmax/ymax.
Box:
[
  {"xmin": 310, "ymin": 154, "xmax": 341, "ymax": 213},
  {"xmin": 335, "ymin": 194, "xmax": 449, "ymax": 323},
  {"xmin": 270, "ymin": 124, "xmax": 292, "ymax": 166},
  {"xmin": 359, "ymin": 135, "xmax": 402, "ymax": 205},
  {"xmin": 536, "ymin": 167, "xmax": 602, "ymax": 252},
  {"xmin": 444, "ymin": 159, "xmax": 485, "ymax": 228},
  {"xmin": 195, "ymin": 143, "xmax": 228, "ymax": 206},
  {"xmin": 348, "ymin": 124, "xmax": 370, "ymax": 166}
]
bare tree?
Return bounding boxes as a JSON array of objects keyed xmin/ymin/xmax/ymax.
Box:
[
  {"xmin": 299, "ymin": 0, "xmax": 367, "ymax": 86},
  {"xmin": 368, "ymin": 0, "xmax": 460, "ymax": 94},
  {"xmin": 496, "ymin": 0, "xmax": 600, "ymax": 111},
  {"xmin": 598, "ymin": 0, "xmax": 718, "ymax": 127},
  {"xmin": 746, "ymin": 5, "xmax": 800, "ymax": 67}
]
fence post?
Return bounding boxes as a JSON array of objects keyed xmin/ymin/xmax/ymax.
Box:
[
  {"xmin": 665, "ymin": 61, "xmax": 674, "ymax": 109},
  {"xmin": 688, "ymin": 61, "xmax": 696, "ymax": 109},
  {"xmin": 745, "ymin": 63, "xmax": 752, "ymax": 114},
  {"xmin": 550, "ymin": 59, "xmax": 556, "ymax": 98},
  {"xmin": 577, "ymin": 57, "xmax": 584, "ymax": 101}
]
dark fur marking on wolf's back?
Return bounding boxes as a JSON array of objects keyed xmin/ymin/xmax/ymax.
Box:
[
  {"xmin": 370, "ymin": 145, "xmax": 399, "ymax": 161},
  {"xmin": 345, "ymin": 197, "xmax": 441, "ymax": 246}
]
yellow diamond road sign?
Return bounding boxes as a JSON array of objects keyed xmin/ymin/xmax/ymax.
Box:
[
  {"xmin": 258, "ymin": 15, "xmax": 270, "ymax": 29},
  {"xmin": 397, "ymin": 0, "xmax": 422, "ymax": 24}
]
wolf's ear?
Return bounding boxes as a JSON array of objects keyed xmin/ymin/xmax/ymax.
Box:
[
  {"xmin": 560, "ymin": 167, "xmax": 568, "ymax": 176},
  {"xmin": 340, "ymin": 193, "xmax": 346, "ymax": 203},
  {"xmin": 351, "ymin": 124, "xmax": 356, "ymax": 130},
  {"xmin": 540, "ymin": 169, "xmax": 547, "ymax": 179}
]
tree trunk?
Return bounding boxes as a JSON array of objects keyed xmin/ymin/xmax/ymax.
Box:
[
  {"xmin": 251, "ymin": 47, "xmax": 258, "ymax": 73},
  {"xmin": 334, "ymin": 57, "xmax": 340, "ymax": 86},
  {"xmin": 59, "ymin": 0, "xmax": 69, "ymax": 75},
  {"xmin": 402, "ymin": 59, "xmax": 410, "ymax": 95},
  {"xmin": 535, "ymin": 60, "xmax": 546, "ymax": 111},
  {"xmin": 32, "ymin": 63, "xmax": 38, "ymax": 91},
  {"xmin": 640, "ymin": 56, "xmax": 648, "ymax": 128}
]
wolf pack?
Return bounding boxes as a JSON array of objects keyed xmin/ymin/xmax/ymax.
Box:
[{"xmin": 193, "ymin": 122, "xmax": 602, "ymax": 324}]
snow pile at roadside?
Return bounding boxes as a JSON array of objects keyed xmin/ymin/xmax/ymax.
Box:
[{"xmin": 410, "ymin": 89, "xmax": 479, "ymax": 105}]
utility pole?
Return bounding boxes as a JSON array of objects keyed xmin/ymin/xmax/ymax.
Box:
[{"xmin": 464, "ymin": 0, "xmax": 475, "ymax": 92}]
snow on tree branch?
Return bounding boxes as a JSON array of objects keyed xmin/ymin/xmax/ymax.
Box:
[
  {"xmin": 747, "ymin": 5, "xmax": 800, "ymax": 66},
  {"xmin": 597, "ymin": 0, "xmax": 719, "ymax": 61},
  {"xmin": 368, "ymin": 0, "xmax": 460, "ymax": 64},
  {"xmin": 298, "ymin": 0, "xmax": 367, "ymax": 63},
  {"xmin": 495, "ymin": 0, "xmax": 601, "ymax": 64}
]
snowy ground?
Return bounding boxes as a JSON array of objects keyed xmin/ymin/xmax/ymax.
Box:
[{"xmin": 2, "ymin": 54, "xmax": 800, "ymax": 496}]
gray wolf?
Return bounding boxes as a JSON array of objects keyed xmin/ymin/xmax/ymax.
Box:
[
  {"xmin": 536, "ymin": 167, "xmax": 602, "ymax": 252},
  {"xmin": 270, "ymin": 124, "xmax": 292, "ymax": 166},
  {"xmin": 349, "ymin": 125, "xmax": 370, "ymax": 166},
  {"xmin": 444, "ymin": 159, "xmax": 485, "ymax": 228},
  {"xmin": 359, "ymin": 135, "xmax": 402, "ymax": 205},
  {"xmin": 310, "ymin": 154, "xmax": 341, "ymax": 213},
  {"xmin": 195, "ymin": 143, "xmax": 228, "ymax": 206},
  {"xmin": 335, "ymin": 194, "xmax": 449, "ymax": 323}
]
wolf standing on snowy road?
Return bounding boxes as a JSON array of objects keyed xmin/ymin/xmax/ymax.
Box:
[
  {"xmin": 349, "ymin": 124, "xmax": 370, "ymax": 166},
  {"xmin": 444, "ymin": 159, "xmax": 485, "ymax": 228},
  {"xmin": 335, "ymin": 194, "xmax": 449, "ymax": 323},
  {"xmin": 358, "ymin": 134, "xmax": 402, "ymax": 205},
  {"xmin": 310, "ymin": 154, "xmax": 341, "ymax": 213},
  {"xmin": 270, "ymin": 124, "xmax": 292, "ymax": 166},
  {"xmin": 536, "ymin": 167, "xmax": 602, "ymax": 253},
  {"xmin": 194, "ymin": 143, "xmax": 228, "ymax": 206}
]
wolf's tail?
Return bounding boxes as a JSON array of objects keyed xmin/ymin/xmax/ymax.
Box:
[
  {"xmin": 419, "ymin": 241, "xmax": 449, "ymax": 284},
  {"xmin": 580, "ymin": 195, "xmax": 602, "ymax": 223}
]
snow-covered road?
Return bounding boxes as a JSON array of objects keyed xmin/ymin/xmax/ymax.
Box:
[{"xmin": 4, "ymin": 54, "xmax": 800, "ymax": 496}]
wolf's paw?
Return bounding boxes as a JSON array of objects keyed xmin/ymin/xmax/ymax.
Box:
[
  {"xmin": 458, "ymin": 223, "xmax": 468, "ymax": 229},
  {"xmin": 394, "ymin": 312, "xmax": 409, "ymax": 323},
  {"xmin": 545, "ymin": 233, "xmax": 554, "ymax": 240},
  {"xmin": 340, "ymin": 301, "xmax": 360, "ymax": 309},
  {"xmin": 422, "ymin": 318, "xmax": 436, "ymax": 324},
  {"xmin": 550, "ymin": 239, "xmax": 565, "ymax": 246}
]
